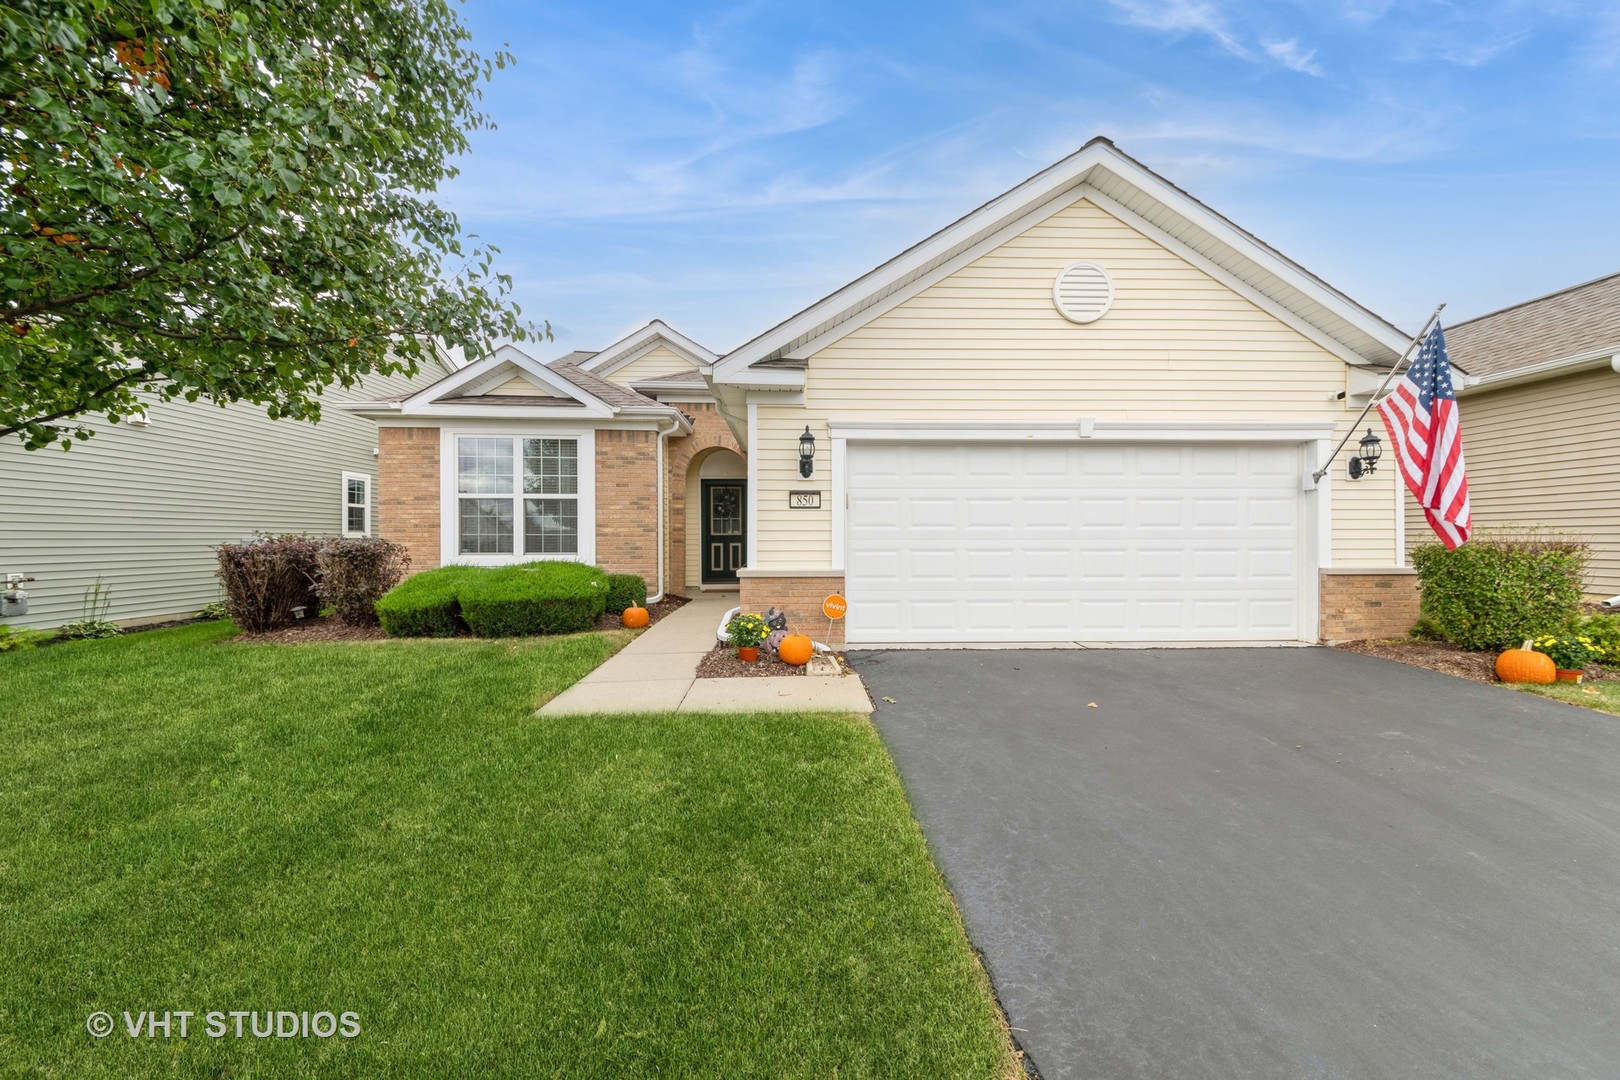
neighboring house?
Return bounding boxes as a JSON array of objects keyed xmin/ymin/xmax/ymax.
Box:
[
  {"xmin": 1405, "ymin": 272, "xmax": 1620, "ymax": 596},
  {"xmin": 366, "ymin": 137, "xmax": 1423, "ymax": 646},
  {"xmin": 2, "ymin": 349, "xmax": 459, "ymax": 630},
  {"xmin": 346, "ymin": 321, "xmax": 744, "ymax": 600}
]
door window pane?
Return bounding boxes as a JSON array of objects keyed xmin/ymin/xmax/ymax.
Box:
[
  {"xmin": 523, "ymin": 438, "xmax": 578, "ymax": 495},
  {"xmin": 458, "ymin": 438, "xmax": 514, "ymax": 494},
  {"xmin": 459, "ymin": 498, "xmax": 514, "ymax": 554},
  {"xmin": 524, "ymin": 498, "xmax": 578, "ymax": 555},
  {"xmin": 710, "ymin": 486, "xmax": 742, "ymax": 534}
]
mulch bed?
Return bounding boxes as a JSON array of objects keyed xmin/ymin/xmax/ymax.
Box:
[
  {"xmin": 233, "ymin": 616, "xmax": 390, "ymax": 644},
  {"xmin": 592, "ymin": 593, "xmax": 689, "ymax": 632},
  {"xmin": 234, "ymin": 594, "xmax": 694, "ymax": 645},
  {"xmin": 695, "ymin": 644, "xmax": 807, "ymax": 678},
  {"xmin": 1334, "ymin": 638, "xmax": 1619, "ymax": 684}
]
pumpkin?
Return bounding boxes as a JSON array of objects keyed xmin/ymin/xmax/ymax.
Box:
[
  {"xmin": 777, "ymin": 633, "xmax": 814, "ymax": 667},
  {"xmin": 1496, "ymin": 640, "xmax": 1554, "ymax": 684},
  {"xmin": 621, "ymin": 606, "xmax": 650, "ymax": 629}
]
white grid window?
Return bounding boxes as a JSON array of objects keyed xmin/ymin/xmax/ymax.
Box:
[
  {"xmin": 456, "ymin": 437, "xmax": 580, "ymax": 557},
  {"xmin": 341, "ymin": 472, "xmax": 371, "ymax": 537}
]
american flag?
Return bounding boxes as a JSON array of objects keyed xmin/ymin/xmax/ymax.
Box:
[{"xmin": 1377, "ymin": 323, "xmax": 1471, "ymax": 550}]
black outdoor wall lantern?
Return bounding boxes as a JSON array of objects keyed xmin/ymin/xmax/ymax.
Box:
[
  {"xmin": 1348, "ymin": 427, "xmax": 1383, "ymax": 480},
  {"xmin": 798, "ymin": 426, "xmax": 816, "ymax": 478}
]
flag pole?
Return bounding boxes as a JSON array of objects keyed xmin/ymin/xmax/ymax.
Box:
[{"xmin": 1310, "ymin": 302, "xmax": 1446, "ymax": 484}]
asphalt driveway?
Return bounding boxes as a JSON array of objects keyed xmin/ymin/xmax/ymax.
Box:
[{"xmin": 849, "ymin": 647, "xmax": 1620, "ymax": 1080}]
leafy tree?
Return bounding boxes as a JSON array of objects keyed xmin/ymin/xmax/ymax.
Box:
[{"xmin": 0, "ymin": 0, "xmax": 537, "ymax": 449}]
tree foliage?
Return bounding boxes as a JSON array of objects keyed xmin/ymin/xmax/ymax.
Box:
[{"xmin": 0, "ymin": 0, "xmax": 537, "ymax": 449}]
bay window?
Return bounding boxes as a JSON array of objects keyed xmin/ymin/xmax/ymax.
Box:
[{"xmin": 453, "ymin": 435, "xmax": 585, "ymax": 559}]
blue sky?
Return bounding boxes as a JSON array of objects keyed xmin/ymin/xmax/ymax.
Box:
[{"xmin": 442, "ymin": 0, "xmax": 1620, "ymax": 355}]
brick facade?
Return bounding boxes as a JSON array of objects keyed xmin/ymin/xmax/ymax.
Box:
[
  {"xmin": 377, "ymin": 426, "xmax": 441, "ymax": 570},
  {"xmin": 738, "ymin": 571, "xmax": 847, "ymax": 646},
  {"xmin": 665, "ymin": 402, "xmax": 744, "ymax": 596},
  {"xmin": 594, "ymin": 429, "xmax": 659, "ymax": 584},
  {"xmin": 1318, "ymin": 568, "xmax": 1419, "ymax": 642}
]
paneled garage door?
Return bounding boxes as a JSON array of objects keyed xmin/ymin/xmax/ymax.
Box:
[{"xmin": 844, "ymin": 442, "xmax": 1304, "ymax": 643}]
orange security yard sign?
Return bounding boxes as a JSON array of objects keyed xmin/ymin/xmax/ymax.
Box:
[{"xmin": 822, "ymin": 594, "xmax": 847, "ymax": 620}]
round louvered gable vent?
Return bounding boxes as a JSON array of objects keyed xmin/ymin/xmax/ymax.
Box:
[{"xmin": 1052, "ymin": 261, "xmax": 1114, "ymax": 324}]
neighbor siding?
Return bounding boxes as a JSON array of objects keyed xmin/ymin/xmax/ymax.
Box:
[
  {"xmin": 1404, "ymin": 366, "xmax": 1620, "ymax": 595},
  {"xmin": 1, "ymin": 365, "xmax": 445, "ymax": 630},
  {"xmin": 750, "ymin": 197, "xmax": 1397, "ymax": 571},
  {"xmin": 604, "ymin": 343, "xmax": 698, "ymax": 387}
]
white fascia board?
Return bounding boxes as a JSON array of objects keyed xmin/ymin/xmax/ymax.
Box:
[
  {"xmin": 399, "ymin": 344, "xmax": 616, "ymax": 417},
  {"xmin": 576, "ymin": 319, "xmax": 718, "ymax": 376},
  {"xmin": 1456, "ymin": 347, "xmax": 1620, "ymax": 395},
  {"xmin": 1093, "ymin": 154, "xmax": 1412, "ymax": 360},
  {"xmin": 1079, "ymin": 188, "xmax": 1387, "ymax": 368},
  {"xmin": 715, "ymin": 140, "xmax": 1407, "ymax": 379},
  {"xmin": 710, "ymin": 367, "xmax": 805, "ymax": 392},
  {"xmin": 333, "ymin": 400, "xmax": 402, "ymax": 414},
  {"xmin": 713, "ymin": 145, "xmax": 1119, "ymax": 380},
  {"xmin": 826, "ymin": 419, "xmax": 1335, "ymax": 442}
]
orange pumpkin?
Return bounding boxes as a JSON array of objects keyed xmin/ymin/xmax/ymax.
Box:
[
  {"xmin": 621, "ymin": 606, "xmax": 649, "ymax": 629},
  {"xmin": 1496, "ymin": 641, "xmax": 1554, "ymax": 684},
  {"xmin": 777, "ymin": 633, "xmax": 814, "ymax": 667}
]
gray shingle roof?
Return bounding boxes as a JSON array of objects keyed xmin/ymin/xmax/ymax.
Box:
[
  {"xmin": 1446, "ymin": 272, "xmax": 1620, "ymax": 377},
  {"xmin": 547, "ymin": 353, "xmax": 674, "ymax": 411}
]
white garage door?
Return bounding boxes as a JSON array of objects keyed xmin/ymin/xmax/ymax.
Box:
[{"xmin": 845, "ymin": 442, "xmax": 1304, "ymax": 644}]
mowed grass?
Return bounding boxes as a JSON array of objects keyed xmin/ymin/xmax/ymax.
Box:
[
  {"xmin": 1510, "ymin": 677, "xmax": 1620, "ymax": 716},
  {"xmin": 0, "ymin": 623, "xmax": 1013, "ymax": 1078}
]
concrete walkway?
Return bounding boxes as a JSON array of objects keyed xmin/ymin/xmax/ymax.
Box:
[{"xmin": 540, "ymin": 594, "xmax": 872, "ymax": 715}]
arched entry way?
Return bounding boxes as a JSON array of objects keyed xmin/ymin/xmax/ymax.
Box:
[{"xmin": 686, "ymin": 447, "xmax": 746, "ymax": 588}]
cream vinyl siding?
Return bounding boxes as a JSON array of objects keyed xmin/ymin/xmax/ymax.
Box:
[
  {"xmin": 1, "ymin": 364, "xmax": 445, "ymax": 630},
  {"xmin": 605, "ymin": 343, "xmax": 699, "ymax": 387},
  {"xmin": 1404, "ymin": 366, "xmax": 1620, "ymax": 595},
  {"xmin": 486, "ymin": 374, "xmax": 565, "ymax": 397},
  {"xmin": 751, "ymin": 197, "xmax": 1396, "ymax": 570}
]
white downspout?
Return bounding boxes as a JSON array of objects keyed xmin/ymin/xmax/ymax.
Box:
[{"xmin": 649, "ymin": 417, "xmax": 680, "ymax": 603}]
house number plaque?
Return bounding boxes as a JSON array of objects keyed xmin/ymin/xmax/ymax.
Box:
[{"xmin": 788, "ymin": 491, "xmax": 822, "ymax": 509}]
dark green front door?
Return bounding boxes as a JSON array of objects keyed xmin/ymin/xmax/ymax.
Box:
[{"xmin": 701, "ymin": 479, "xmax": 745, "ymax": 585}]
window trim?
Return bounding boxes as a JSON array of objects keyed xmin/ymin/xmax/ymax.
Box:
[
  {"xmin": 438, "ymin": 428, "xmax": 596, "ymax": 566},
  {"xmin": 341, "ymin": 471, "xmax": 372, "ymax": 537}
]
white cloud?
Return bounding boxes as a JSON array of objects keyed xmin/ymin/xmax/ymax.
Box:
[
  {"xmin": 1263, "ymin": 37, "xmax": 1325, "ymax": 76},
  {"xmin": 1104, "ymin": 0, "xmax": 1251, "ymax": 59}
]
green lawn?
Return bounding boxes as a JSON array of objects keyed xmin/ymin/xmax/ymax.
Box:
[
  {"xmin": 0, "ymin": 623, "xmax": 1014, "ymax": 1078},
  {"xmin": 1510, "ymin": 677, "xmax": 1620, "ymax": 716}
]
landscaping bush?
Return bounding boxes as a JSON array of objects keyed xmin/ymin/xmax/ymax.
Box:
[
  {"xmin": 317, "ymin": 537, "xmax": 411, "ymax": 625},
  {"xmin": 1409, "ymin": 532, "xmax": 1589, "ymax": 652},
  {"xmin": 458, "ymin": 562, "xmax": 608, "ymax": 637},
  {"xmin": 604, "ymin": 573, "xmax": 648, "ymax": 615},
  {"xmin": 215, "ymin": 535, "xmax": 325, "ymax": 632},
  {"xmin": 374, "ymin": 566, "xmax": 482, "ymax": 638}
]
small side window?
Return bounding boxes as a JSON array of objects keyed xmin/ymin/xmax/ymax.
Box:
[{"xmin": 342, "ymin": 472, "xmax": 371, "ymax": 537}]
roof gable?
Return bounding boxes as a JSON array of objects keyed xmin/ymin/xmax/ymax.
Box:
[
  {"xmin": 396, "ymin": 344, "xmax": 616, "ymax": 418},
  {"xmin": 712, "ymin": 137, "xmax": 1410, "ymax": 382},
  {"xmin": 574, "ymin": 319, "xmax": 718, "ymax": 379}
]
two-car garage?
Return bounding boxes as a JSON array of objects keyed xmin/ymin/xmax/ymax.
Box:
[{"xmin": 842, "ymin": 439, "xmax": 1311, "ymax": 645}]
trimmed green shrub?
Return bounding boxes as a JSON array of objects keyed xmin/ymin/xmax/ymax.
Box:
[
  {"xmin": 1577, "ymin": 613, "xmax": 1620, "ymax": 665},
  {"xmin": 459, "ymin": 562, "xmax": 608, "ymax": 637},
  {"xmin": 1410, "ymin": 533, "xmax": 1589, "ymax": 652},
  {"xmin": 375, "ymin": 566, "xmax": 482, "ymax": 637},
  {"xmin": 604, "ymin": 574, "xmax": 648, "ymax": 615},
  {"xmin": 317, "ymin": 537, "xmax": 411, "ymax": 625}
]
